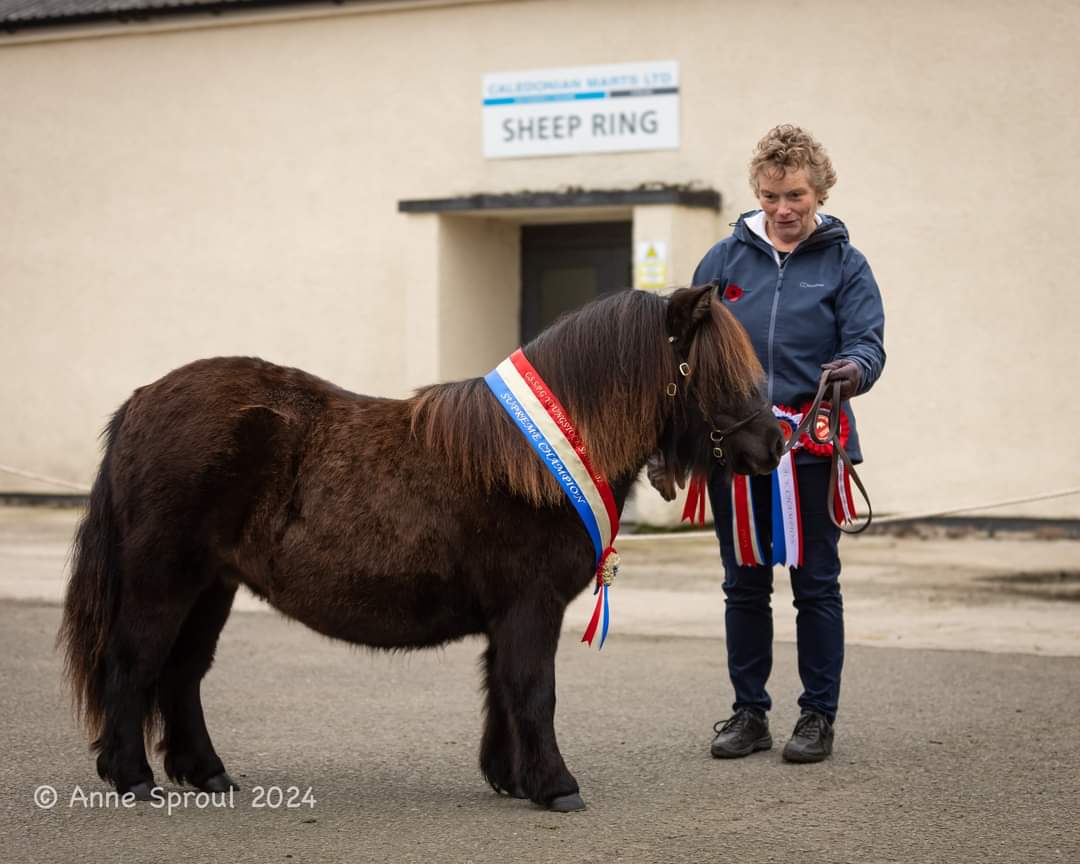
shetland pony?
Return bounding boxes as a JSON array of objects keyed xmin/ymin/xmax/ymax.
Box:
[{"xmin": 59, "ymin": 283, "xmax": 782, "ymax": 811}]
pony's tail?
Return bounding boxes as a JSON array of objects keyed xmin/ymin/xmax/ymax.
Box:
[{"xmin": 58, "ymin": 401, "xmax": 129, "ymax": 743}]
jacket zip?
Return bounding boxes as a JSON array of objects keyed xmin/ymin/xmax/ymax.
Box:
[
  {"xmin": 755, "ymin": 224, "xmax": 839, "ymax": 404},
  {"xmin": 767, "ymin": 259, "xmax": 786, "ymax": 404}
]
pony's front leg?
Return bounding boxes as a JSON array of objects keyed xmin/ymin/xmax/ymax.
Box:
[{"xmin": 489, "ymin": 591, "xmax": 584, "ymax": 812}]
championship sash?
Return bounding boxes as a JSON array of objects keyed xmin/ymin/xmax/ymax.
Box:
[{"xmin": 484, "ymin": 349, "xmax": 620, "ymax": 649}]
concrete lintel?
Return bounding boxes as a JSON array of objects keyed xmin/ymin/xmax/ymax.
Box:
[{"xmin": 398, "ymin": 185, "xmax": 721, "ymax": 215}]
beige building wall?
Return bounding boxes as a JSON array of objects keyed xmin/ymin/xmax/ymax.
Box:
[
  {"xmin": 435, "ymin": 215, "xmax": 520, "ymax": 384},
  {"xmin": 2, "ymin": 0, "xmax": 1079, "ymax": 521}
]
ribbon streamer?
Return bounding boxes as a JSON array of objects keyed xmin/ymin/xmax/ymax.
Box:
[
  {"xmin": 769, "ymin": 407, "xmax": 804, "ymax": 566},
  {"xmin": 681, "ymin": 473, "xmax": 708, "ymax": 525},
  {"xmin": 582, "ymin": 547, "xmax": 617, "ymax": 648},
  {"xmin": 732, "ymin": 405, "xmax": 804, "ymax": 567},
  {"xmin": 833, "ymin": 455, "xmax": 857, "ymax": 525},
  {"xmin": 731, "ymin": 473, "xmax": 766, "ymax": 566}
]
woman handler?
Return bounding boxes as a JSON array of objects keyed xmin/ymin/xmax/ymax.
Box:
[{"xmin": 682, "ymin": 125, "xmax": 884, "ymax": 762}]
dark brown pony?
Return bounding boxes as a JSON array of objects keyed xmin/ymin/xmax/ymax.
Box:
[{"xmin": 59, "ymin": 284, "xmax": 782, "ymax": 812}]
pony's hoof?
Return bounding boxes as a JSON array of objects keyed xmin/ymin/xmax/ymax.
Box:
[
  {"xmin": 127, "ymin": 782, "xmax": 157, "ymax": 801},
  {"xmin": 199, "ymin": 772, "xmax": 240, "ymax": 793},
  {"xmin": 547, "ymin": 792, "xmax": 586, "ymax": 812}
]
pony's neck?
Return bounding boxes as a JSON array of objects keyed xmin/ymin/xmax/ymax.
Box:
[{"xmin": 523, "ymin": 291, "xmax": 675, "ymax": 491}]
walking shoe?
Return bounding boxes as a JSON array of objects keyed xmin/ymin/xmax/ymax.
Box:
[
  {"xmin": 782, "ymin": 710, "xmax": 834, "ymax": 763},
  {"xmin": 710, "ymin": 708, "xmax": 772, "ymax": 758}
]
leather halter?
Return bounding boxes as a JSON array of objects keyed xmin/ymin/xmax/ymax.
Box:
[
  {"xmin": 665, "ymin": 333, "xmax": 765, "ymax": 466},
  {"xmin": 785, "ymin": 370, "xmax": 874, "ymax": 533}
]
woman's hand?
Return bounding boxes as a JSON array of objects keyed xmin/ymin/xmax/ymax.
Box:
[{"xmin": 821, "ymin": 359, "xmax": 862, "ymax": 400}]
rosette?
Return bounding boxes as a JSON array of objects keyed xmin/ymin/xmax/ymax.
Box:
[{"xmin": 799, "ymin": 400, "xmax": 850, "ymax": 457}]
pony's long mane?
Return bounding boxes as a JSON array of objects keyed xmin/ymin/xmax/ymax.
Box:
[{"xmin": 408, "ymin": 288, "xmax": 762, "ymax": 506}]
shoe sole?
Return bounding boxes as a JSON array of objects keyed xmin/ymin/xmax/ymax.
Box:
[
  {"xmin": 781, "ymin": 746, "xmax": 831, "ymax": 763},
  {"xmin": 711, "ymin": 735, "xmax": 773, "ymax": 759}
]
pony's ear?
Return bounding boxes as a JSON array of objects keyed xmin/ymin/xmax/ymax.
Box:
[{"xmin": 666, "ymin": 282, "xmax": 718, "ymax": 341}]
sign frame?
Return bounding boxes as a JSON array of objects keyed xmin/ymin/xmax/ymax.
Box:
[{"xmin": 482, "ymin": 60, "xmax": 680, "ymax": 160}]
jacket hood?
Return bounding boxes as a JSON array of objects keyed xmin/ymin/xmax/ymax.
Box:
[{"xmin": 732, "ymin": 209, "xmax": 849, "ymax": 253}]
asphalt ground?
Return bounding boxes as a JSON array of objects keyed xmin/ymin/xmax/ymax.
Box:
[{"xmin": 1, "ymin": 507, "xmax": 1078, "ymax": 863}]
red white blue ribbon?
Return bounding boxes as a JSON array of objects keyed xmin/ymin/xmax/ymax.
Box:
[
  {"xmin": 732, "ymin": 472, "xmax": 766, "ymax": 566},
  {"xmin": 731, "ymin": 401, "xmax": 859, "ymax": 565},
  {"xmin": 732, "ymin": 405, "xmax": 804, "ymax": 567},
  {"xmin": 484, "ymin": 349, "xmax": 620, "ymax": 648},
  {"xmin": 769, "ymin": 407, "xmax": 804, "ymax": 567}
]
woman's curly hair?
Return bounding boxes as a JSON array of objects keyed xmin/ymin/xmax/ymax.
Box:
[{"xmin": 749, "ymin": 124, "xmax": 837, "ymax": 204}]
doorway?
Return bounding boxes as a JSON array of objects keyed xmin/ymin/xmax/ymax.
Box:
[{"xmin": 520, "ymin": 222, "xmax": 632, "ymax": 344}]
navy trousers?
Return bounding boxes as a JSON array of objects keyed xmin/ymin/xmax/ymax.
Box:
[{"xmin": 708, "ymin": 460, "xmax": 844, "ymax": 723}]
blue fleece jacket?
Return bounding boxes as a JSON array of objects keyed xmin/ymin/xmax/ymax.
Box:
[{"xmin": 692, "ymin": 210, "xmax": 885, "ymax": 462}]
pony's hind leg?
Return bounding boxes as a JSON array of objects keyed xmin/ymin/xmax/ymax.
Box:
[
  {"xmin": 94, "ymin": 671, "xmax": 157, "ymax": 797},
  {"xmin": 95, "ymin": 574, "xmax": 200, "ymax": 798},
  {"xmin": 489, "ymin": 591, "xmax": 583, "ymax": 811},
  {"xmin": 156, "ymin": 578, "xmax": 239, "ymax": 792}
]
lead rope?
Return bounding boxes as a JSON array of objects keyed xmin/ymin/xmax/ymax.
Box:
[{"xmin": 787, "ymin": 371, "xmax": 874, "ymax": 534}]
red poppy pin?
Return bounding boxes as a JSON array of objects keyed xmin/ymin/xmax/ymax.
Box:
[{"xmin": 723, "ymin": 283, "xmax": 744, "ymax": 302}]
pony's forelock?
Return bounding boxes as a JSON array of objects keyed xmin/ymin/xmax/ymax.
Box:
[{"xmin": 698, "ymin": 298, "xmax": 765, "ymax": 403}]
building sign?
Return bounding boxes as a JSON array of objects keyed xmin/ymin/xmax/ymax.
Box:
[
  {"xmin": 482, "ymin": 61, "xmax": 679, "ymax": 159},
  {"xmin": 636, "ymin": 241, "xmax": 669, "ymax": 290}
]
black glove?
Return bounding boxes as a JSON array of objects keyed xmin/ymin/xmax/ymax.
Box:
[
  {"xmin": 645, "ymin": 452, "xmax": 678, "ymax": 502},
  {"xmin": 821, "ymin": 359, "xmax": 862, "ymax": 401}
]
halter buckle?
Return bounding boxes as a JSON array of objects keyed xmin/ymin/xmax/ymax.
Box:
[
  {"xmin": 678, "ymin": 362, "xmax": 691, "ymax": 377},
  {"xmin": 666, "ymin": 382, "xmax": 678, "ymax": 397},
  {"xmin": 713, "ymin": 446, "xmax": 725, "ymax": 460}
]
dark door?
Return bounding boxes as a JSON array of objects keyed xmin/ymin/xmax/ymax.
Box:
[{"xmin": 520, "ymin": 222, "xmax": 632, "ymax": 344}]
